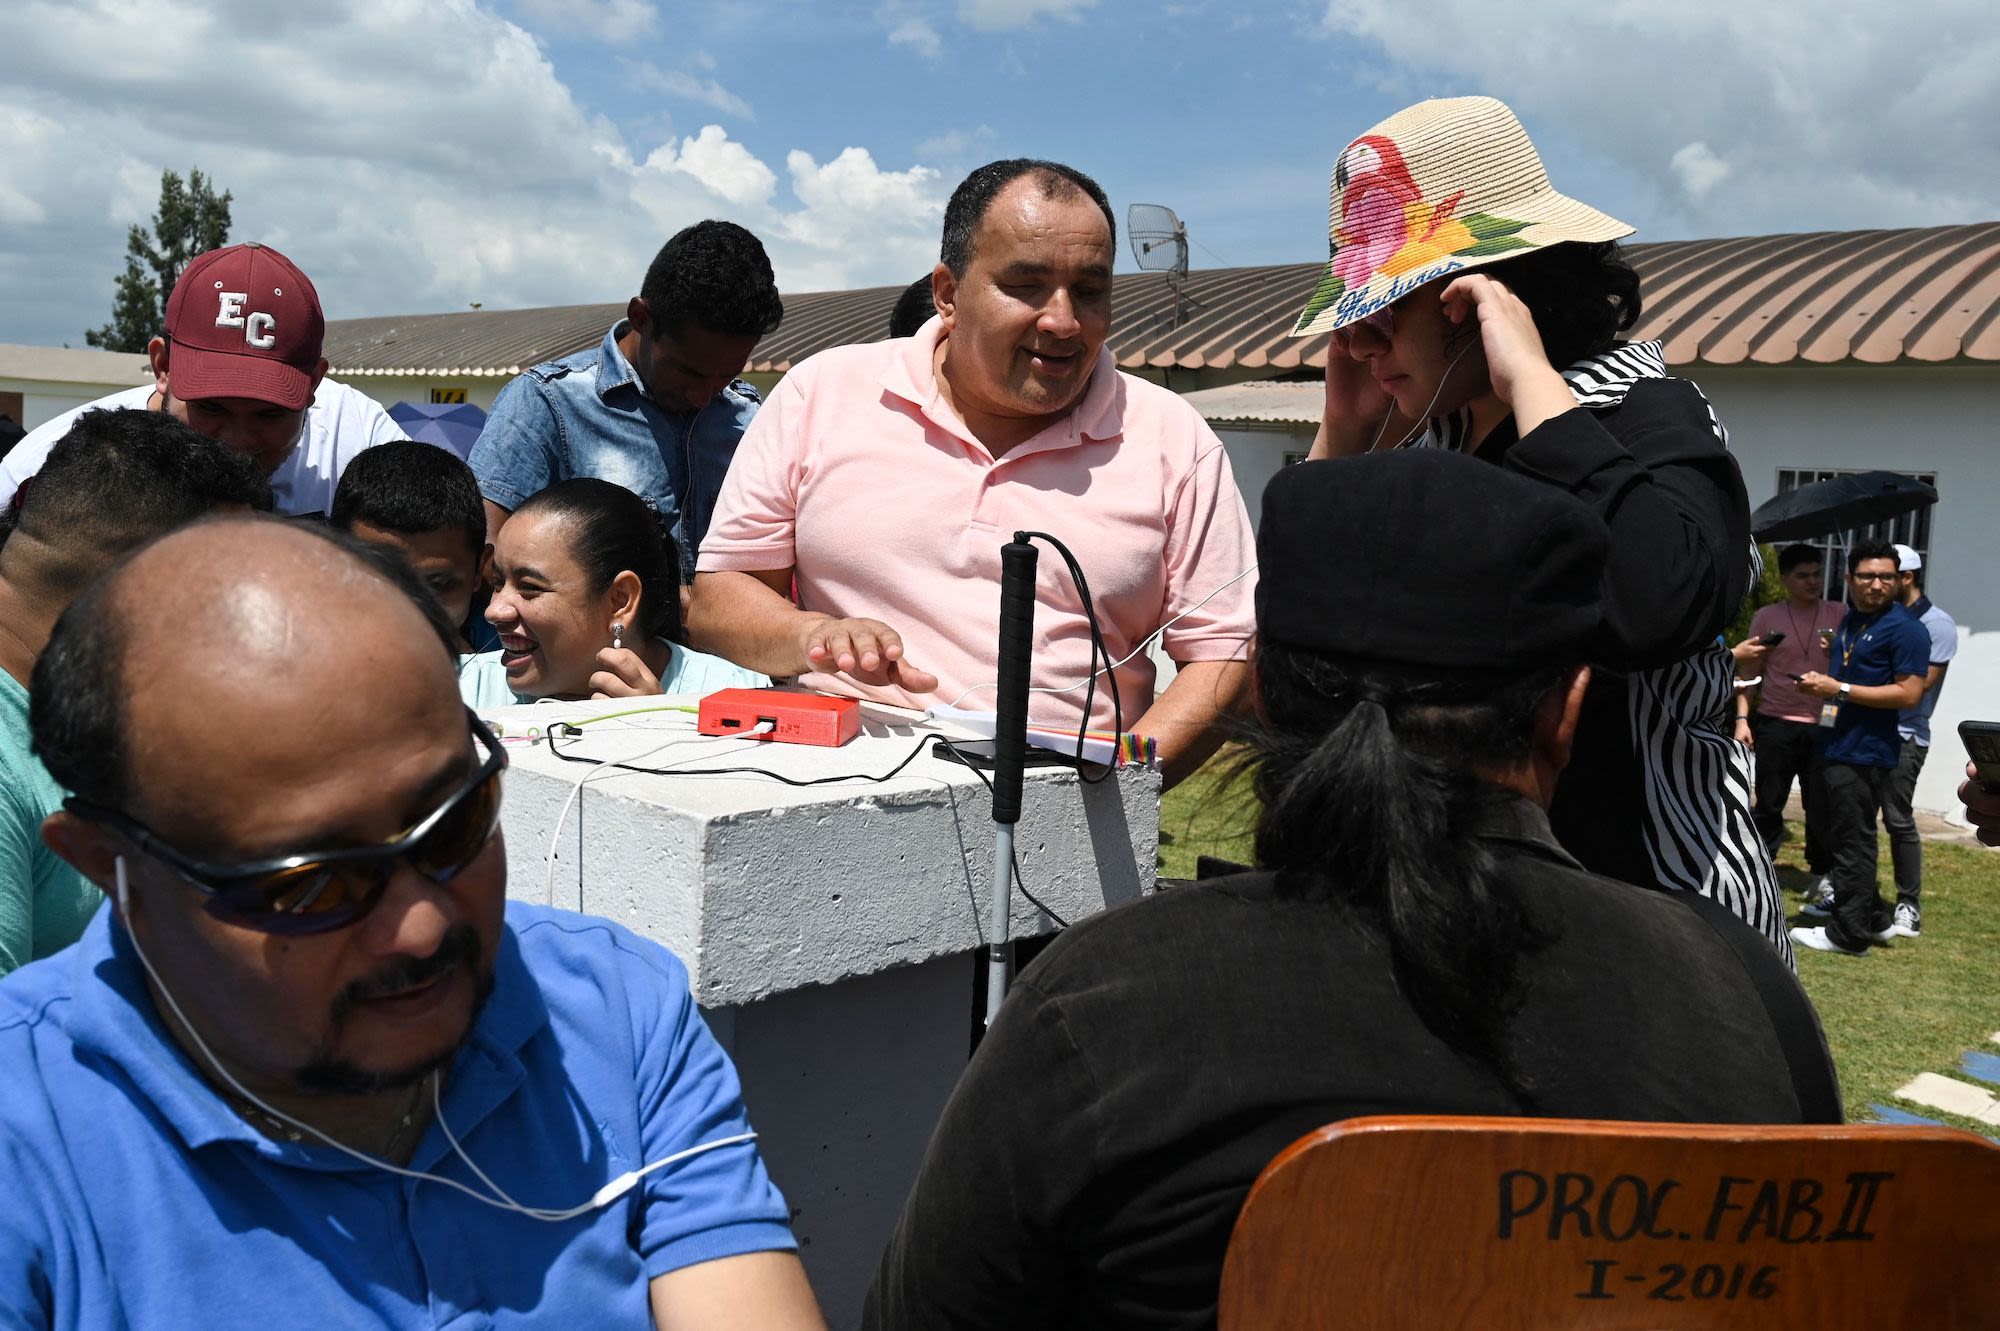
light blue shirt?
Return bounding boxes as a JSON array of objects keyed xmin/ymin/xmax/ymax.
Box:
[
  {"xmin": 459, "ymin": 641, "xmax": 769, "ymax": 709},
  {"xmin": 468, "ymin": 322, "xmax": 761, "ymax": 577},
  {"xmin": 0, "ymin": 904, "xmax": 795, "ymax": 1329},
  {"xmin": 1896, "ymin": 596, "xmax": 1959, "ymax": 747}
]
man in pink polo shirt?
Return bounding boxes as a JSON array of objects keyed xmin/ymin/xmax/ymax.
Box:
[
  {"xmin": 1737, "ymin": 543, "xmax": 1846, "ymax": 895},
  {"xmin": 689, "ymin": 159, "xmax": 1256, "ymax": 786}
]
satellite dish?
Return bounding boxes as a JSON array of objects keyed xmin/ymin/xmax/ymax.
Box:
[{"xmin": 1127, "ymin": 203, "xmax": 1193, "ymax": 326}]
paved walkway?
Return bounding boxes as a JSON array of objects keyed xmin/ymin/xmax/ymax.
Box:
[{"xmin": 1871, "ymin": 1034, "xmax": 2000, "ymax": 1137}]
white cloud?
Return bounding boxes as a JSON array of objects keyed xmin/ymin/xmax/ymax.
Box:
[
  {"xmin": 0, "ymin": 0, "xmax": 947, "ymax": 343},
  {"xmin": 1670, "ymin": 142, "xmax": 1731, "ymax": 201},
  {"xmin": 649, "ymin": 125, "xmax": 779, "ymax": 208},
  {"xmin": 957, "ymin": 0, "xmax": 1097, "ymax": 32},
  {"xmin": 515, "ymin": 0, "xmax": 658, "ymax": 43},
  {"xmin": 1315, "ymin": 0, "xmax": 2000, "ymax": 234},
  {"xmin": 887, "ymin": 15, "xmax": 942, "ymax": 58},
  {"xmin": 775, "ymin": 149, "xmax": 945, "ymax": 290},
  {"xmin": 628, "ymin": 62, "xmax": 755, "ymax": 120},
  {"xmin": 915, "ymin": 125, "xmax": 998, "ymax": 162}
]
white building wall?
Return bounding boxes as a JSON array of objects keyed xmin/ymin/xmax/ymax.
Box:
[
  {"xmin": 22, "ymin": 389, "xmax": 110, "ymax": 430},
  {"xmin": 1694, "ymin": 365, "xmax": 1996, "ymax": 818},
  {"xmin": 1693, "ymin": 365, "xmax": 1995, "ymax": 633},
  {"xmin": 1917, "ymin": 629, "xmax": 1999, "ymax": 827},
  {"xmin": 1214, "ymin": 422, "xmax": 1313, "ymax": 531}
]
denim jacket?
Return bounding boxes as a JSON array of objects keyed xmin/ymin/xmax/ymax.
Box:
[{"xmin": 469, "ymin": 322, "xmax": 761, "ymax": 577}]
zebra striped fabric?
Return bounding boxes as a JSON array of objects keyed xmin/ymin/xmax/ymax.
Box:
[{"xmin": 1410, "ymin": 339, "xmax": 1793, "ymax": 964}]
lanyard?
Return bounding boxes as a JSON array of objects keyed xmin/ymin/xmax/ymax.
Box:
[{"xmin": 1835, "ymin": 613, "xmax": 1879, "ymax": 673}]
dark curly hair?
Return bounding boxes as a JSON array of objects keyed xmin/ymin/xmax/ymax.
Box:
[
  {"xmin": 330, "ymin": 440, "xmax": 485, "ymax": 557},
  {"xmin": 639, "ymin": 220, "xmax": 784, "ymax": 339},
  {"xmin": 1, "ymin": 407, "xmax": 271, "ymax": 575},
  {"xmin": 940, "ymin": 159, "xmax": 1115, "ymax": 279},
  {"xmin": 888, "ymin": 275, "xmax": 936, "ymax": 338},
  {"xmin": 1483, "ymin": 241, "xmax": 1643, "ymax": 370}
]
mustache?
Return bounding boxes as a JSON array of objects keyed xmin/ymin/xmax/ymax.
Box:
[{"xmin": 329, "ymin": 923, "xmax": 483, "ymax": 1022}]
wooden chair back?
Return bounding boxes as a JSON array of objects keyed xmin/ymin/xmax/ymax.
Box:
[{"xmin": 1218, "ymin": 1114, "xmax": 2000, "ymax": 1329}]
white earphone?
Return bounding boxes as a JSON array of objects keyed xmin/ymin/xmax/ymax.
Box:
[{"xmin": 109, "ymin": 856, "xmax": 752, "ymax": 1220}]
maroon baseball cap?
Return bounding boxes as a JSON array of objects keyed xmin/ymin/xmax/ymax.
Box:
[{"xmin": 163, "ymin": 243, "xmax": 326, "ymax": 411}]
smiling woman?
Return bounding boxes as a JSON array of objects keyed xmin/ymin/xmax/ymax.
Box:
[{"xmin": 462, "ymin": 477, "xmax": 766, "ymax": 706}]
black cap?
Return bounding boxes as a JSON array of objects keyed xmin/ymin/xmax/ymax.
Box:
[{"xmin": 1256, "ymin": 450, "xmax": 1608, "ymax": 670}]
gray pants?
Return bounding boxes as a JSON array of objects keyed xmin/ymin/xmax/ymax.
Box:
[{"xmin": 1880, "ymin": 738, "xmax": 1928, "ymax": 909}]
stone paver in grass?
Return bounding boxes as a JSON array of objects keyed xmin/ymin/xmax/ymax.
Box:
[
  {"xmin": 1962, "ymin": 1051, "xmax": 2000, "ymax": 1086},
  {"xmin": 1869, "ymin": 1103, "xmax": 1950, "ymax": 1127},
  {"xmin": 1894, "ymin": 1071, "xmax": 2000, "ymax": 1126}
]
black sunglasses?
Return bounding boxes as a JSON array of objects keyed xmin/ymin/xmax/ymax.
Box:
[{"xmin": 69, "ymin": 709, "xmax": 506, "ymax": 936}]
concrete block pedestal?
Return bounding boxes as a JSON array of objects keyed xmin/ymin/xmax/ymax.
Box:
[{"xmin": 486, "ymin": 696, "xmax": 1159, "ymax": 1326}]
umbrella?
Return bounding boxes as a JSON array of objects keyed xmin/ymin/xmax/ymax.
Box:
[
  {"xmin": 1750, "ymin": 470, "xmax": 1937, "ymax": 542},
  {"xmin": 387, "ymin": 400, "xmax": 488, "ymax": 460}
]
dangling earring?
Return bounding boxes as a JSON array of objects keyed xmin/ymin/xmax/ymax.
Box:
[{"xmin": 611, "ymin": 622, "xmax": 624, "ymax": 650}]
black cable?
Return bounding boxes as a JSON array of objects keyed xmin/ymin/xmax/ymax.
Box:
[
  {"xmin": 546, "ymin": 725, "xmax": 936, "ymax": 787},
  {"xmin": 1014, "ymin": 530, "xmax": 1124, "ymax": 783},
  {"xmin": 546, "ymin": 725, "xmax": 1075, "ymax": 929},
  {"xmin": 934, "ymin": 735, "xmax": 1071, "ymax": 929}
]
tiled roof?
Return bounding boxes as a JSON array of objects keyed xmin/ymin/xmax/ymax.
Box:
[
  {"xmin": 320, "ymin": 222, "xmax": 2000, "ymax": 378},
  {"xmin": 1179, "ymin": 380, "xmax": 1322, "ymax": 424}
]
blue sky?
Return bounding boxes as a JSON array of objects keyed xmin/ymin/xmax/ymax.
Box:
[{"xmin": 3, "ymin": 0, "xmax": 1994, "ymax": 345}]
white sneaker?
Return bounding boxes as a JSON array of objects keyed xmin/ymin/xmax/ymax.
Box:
[
  {"xmin": 1890, "ymin": 903, "xmax": 1922, "ymax": 939},
  {"xmin": 1790, "ymin": 925, "xmax": 1868, "ymax": 956},
  {"xmin": 1800, "ymin": 877, "xmax": 1836, "ymax": 918}
]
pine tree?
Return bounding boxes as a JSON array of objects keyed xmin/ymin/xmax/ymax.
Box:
[{"xmin": 85, "ymin": 169, "xmax": 234, "ymax": 353}]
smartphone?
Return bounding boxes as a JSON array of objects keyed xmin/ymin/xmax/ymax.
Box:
[
  {"xmin": 1960, "ymin": 720, "xmax": 2000, "ymax": 794},
  {"xmin": 930, "ymin": 736, "xmax": 1081, "ymax": 772},
  {"xmin": 1759, "ymin": 631, "xmax": 1787, "ymax": 647}
]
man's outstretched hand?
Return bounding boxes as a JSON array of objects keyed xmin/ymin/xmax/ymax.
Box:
[{"xmin": 799, "ymin": 615, "xmax": 939, "ymax": 693}]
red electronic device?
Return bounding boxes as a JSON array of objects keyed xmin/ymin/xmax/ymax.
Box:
[{"xmin": 697, "ymin": 689, "xmax": 861, "ymax": 747}]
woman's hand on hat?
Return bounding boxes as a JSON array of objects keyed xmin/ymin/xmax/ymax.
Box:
[
  {"xmin": 1440, "ymin": 274, "xmax": 1574, "ymax": 438},
  {"xmin": 590, "ymin": 645, "xmax": 665, "ymax": 700}
]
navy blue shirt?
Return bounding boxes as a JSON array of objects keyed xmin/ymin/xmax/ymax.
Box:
[
  {"xmin": 0, "ymin": 904, "xmax": 794, "ymax": 1330},
  {"xmin": 469, "ymin": 322, "xmax": 761, "ymax": 579},
  {"xmin": 1822, "ymin": 600, "xmax": 1930, "ymax": 768}
]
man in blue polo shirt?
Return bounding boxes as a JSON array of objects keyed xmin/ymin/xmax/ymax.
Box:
[
  {"xmin": 1, "ymin": 518, "xmax": 825, "ymax": 1329},
  {"xmin": 1789, "ymin": 541, "xmax": 1930, "ymax": 957},
  {"xmin": 469, "ymin": 221, "xmax": 784, "ymax": 576}
]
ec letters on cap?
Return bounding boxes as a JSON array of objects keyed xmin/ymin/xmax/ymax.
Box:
[{"xmin": 214, "ymin": 291, "xmax": 279, "ymax": 350}]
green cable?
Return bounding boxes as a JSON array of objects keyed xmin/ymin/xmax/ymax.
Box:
[{"xmin": 566, "ymin": 703, "xmax": 701, "ymax": 727}]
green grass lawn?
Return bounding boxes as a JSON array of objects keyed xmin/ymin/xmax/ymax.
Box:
[{"xmin": 1159, "ymin": 750, "xmax": 2000, "ymax": 1130}]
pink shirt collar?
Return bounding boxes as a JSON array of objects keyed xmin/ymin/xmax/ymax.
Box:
[{"xmin": 879, "ymin": 317, "xmax": 1125, "ymax": 459}]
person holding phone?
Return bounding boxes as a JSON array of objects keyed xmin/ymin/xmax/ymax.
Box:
[
  {"xmin": 1789, "ymin": 542, "xmax": 1930, "ymax": 956},
  {"xmin": 1957, "ymin": 727, "xmax": 2000, "ymax": 848},
  {"xmin": 1739, "ymin": 544, "xmax": 1847, "ymax": 894}
]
